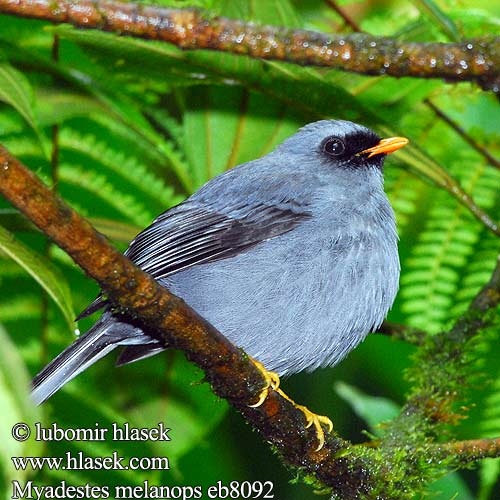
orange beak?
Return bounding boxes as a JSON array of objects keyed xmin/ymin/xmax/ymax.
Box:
[{"xmin": 358, "ymin": 137, "xmax": 409, "ymax": 158}]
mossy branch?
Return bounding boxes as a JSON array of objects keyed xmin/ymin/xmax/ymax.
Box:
[
  {"xmin": 387, "ymin": 253, "xmax": 500, "ymax": 472},
  {"xmin": 1, "ymin": 143, "xmax": 500, "ymax": 498},
  {"xmin": 0, "ymin": 144, "xmax": 378, "ymax": 497},
  {"xmin": 0, "ymin": 0, "xmax": 499, "ymax": 92}
]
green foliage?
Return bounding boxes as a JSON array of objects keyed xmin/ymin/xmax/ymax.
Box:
[
  {"xmin": 0, "ymin": 62, "xmax": 46, "ymax": 155},
  {"xmin": 0, "ymin": 225, "xmax": 75, "ymax": 328},
  {"xmin": 398, "ymin": 93, "xmax": 500, "ymax": 333},
  {"xmin": 0, "ymin": 0, "xmax": 499, "ymax": 499},
  {"xmin": 334, "ymin": 381, "xmax": 400, "ymax": 436}
]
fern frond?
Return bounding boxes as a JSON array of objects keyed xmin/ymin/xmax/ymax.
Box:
[
  {"xmin": 447, "ymin": 157, "xmax": 500, "ymax": 318},
  {"xmin": 385, "ymin": 166, "xmax": 426, "ymax": 233},
  {"xmin": 59, "ymin": 164, "xmax": 152, "ymax": 227},
  {"xmin": 0, "ymin": 134, "xmax": 44, "ymax": 158},
  {"xmin": 91, "ymin": 113, "xmax": 193, "ymax": 193},
  {"xmin": 398, "ymin": 90, "xmax": 500, "ymax": 333},
  {"xmin": 399, "ymin": 159, "xmax": 496, "ymax": 332},
  {"xmin": 146, "ymin": 108, "xmax": 184, "ymax": 146},
  {"xmin": 60, "ymin": 128, "xmax": 181, "ymax": 209}
]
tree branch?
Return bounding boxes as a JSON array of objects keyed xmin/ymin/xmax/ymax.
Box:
[
  {"xmin": 0, "ymin": 0, "xmax": 499, "ymax": 91},
  {"xmin": 0, "ymin": 145, "xmax": 386, "ymax": 497},
  {"xmin": 388, "ymin": 252, "xmax": 500, "ymax": 454}
]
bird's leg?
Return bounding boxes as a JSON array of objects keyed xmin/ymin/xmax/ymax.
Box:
[
  {"xmin": 248, "ymin": 357, "xmax": 333, "ymax": 451},
  {"xmin": 248, "ymin": 358, "xmax": 281, "ymax": 408}
]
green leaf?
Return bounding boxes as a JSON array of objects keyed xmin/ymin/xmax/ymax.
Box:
[
  {"xmin": 0, "ymin": 225, "xmax": 74, "ymax": 329},
  {"xmin": 334, "ymin": 381, "xmax": 400, "ymax": 435},
  {"xmin": 478, "ymin": 459, "xmax": 500, "ymax": 500},
  {"xmin": 414, "ymin": 0, "xmax": 461, "ymax": 41},
  {"xmin": 36, "ymin": 90, "xmax": 109, "ymax": 126},
  {"xmin": 0, "ymin": 62, "xmax": 37, "ymax": 130},
  {"xmin": 428, "ymin": 471, "xmax": 474, "ymax": 500},
  {"xmin": 0, "ymin": 62, "xmax": 47, "ymax": 158},
  {"xmin": 180, "ymin": 85, "xmax": 303, "ymax": 188}
]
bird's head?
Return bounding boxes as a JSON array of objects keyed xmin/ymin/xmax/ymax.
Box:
[{"xmin": 276, "ymin": 120, "xmax": 408, "ymax": 172}]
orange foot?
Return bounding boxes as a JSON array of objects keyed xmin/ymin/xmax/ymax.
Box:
[
  {"xmin": 248, "ymin": 358, "xmax": 333, "ymax": 451},
  {"xmin": 248, "ymin": 358, "xmax": 281, "ymax": 408}
]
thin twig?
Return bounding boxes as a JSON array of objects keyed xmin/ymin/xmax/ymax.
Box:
[
  {"xmin": 377, "ymin": 321, "xmax": 427, "ymax": 345},
  {"xmin": 434, "ymin": 437, "xmax": 500, "ymax": 463},
  {"xmin": 325, "ymin": 0, "xmax": 362, "ymax": 33},
  {"xmin": 0, "ymin": 0, "xmax": 499, "ymax": 90},
  {"xmin": 425, "ymin": 98, "xmax": 500, "ymax": 171}
]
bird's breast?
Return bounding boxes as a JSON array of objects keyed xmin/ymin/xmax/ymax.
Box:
[{"xmin": 165, "ymin": 217, "xmax": 399, "ymax": 375}]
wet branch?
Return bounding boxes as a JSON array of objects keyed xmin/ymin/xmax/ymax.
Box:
[
  {"xmin": 0, "ymin": 0, "xmax": 499, "ymax": 91},
  {"xmin": 0, "ymin": 145, "xmax": 378, "ymax": 497}
]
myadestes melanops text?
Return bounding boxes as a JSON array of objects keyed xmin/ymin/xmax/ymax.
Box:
[{"xmin": 32, "ymin": 120, "xmax": 408, "ymax": 446}]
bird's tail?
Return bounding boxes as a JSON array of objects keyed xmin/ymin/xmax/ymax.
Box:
[{"xmin": 31, "ymin": 313, "xmax": 144, "ymax": 406}]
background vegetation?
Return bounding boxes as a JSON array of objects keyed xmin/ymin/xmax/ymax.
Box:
[{"xmin": 1, "ymin": 0, "xmax": 499, "ymax": 498}]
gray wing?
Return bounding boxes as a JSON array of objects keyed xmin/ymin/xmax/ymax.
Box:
[{"xmin": 77, "ymin": 199, "xmax": 311, "ymax": 319}]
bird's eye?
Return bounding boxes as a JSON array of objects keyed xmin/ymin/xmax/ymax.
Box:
[{"xmin": 323, "ymin": 138, "xmax": 346, "ymax": 157}]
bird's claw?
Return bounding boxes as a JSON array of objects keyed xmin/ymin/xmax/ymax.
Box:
[
  {"xmin": 248, "ymin": 358, "xmax": 333, "ymax": 451},
  {"xmin": 294, "ymin": 402, "xmax": 333, "ymax": 451},
  {"xmin": 276, "ymin": 387, "xmax": 332, "ymax": 451},
  {"xmin": 248, "ymin": 358, "xmax": 281, "ymax": 408}
]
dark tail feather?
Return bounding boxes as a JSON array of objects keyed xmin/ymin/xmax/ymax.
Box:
[
  {"xmin": 116, "ymin": 343, "xmax": 165, "ymax": 366},
  {"xmin": 31, "ymin": 313, "xmax": 147, "ymax": 406}
]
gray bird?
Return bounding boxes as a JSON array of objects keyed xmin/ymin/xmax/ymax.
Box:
[{"xmin": 32, "ymin": 120, "xmax": 407, "ymax": 426}]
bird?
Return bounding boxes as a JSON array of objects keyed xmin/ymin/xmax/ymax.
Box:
[{"xmin": 31, "ymin": 119, "xmax": 407, "ymax": 449}]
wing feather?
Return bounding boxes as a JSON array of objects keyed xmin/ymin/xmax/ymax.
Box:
[{"xmin": 77, "ymin": 199, "xmax": 310, "ymax": 319}]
